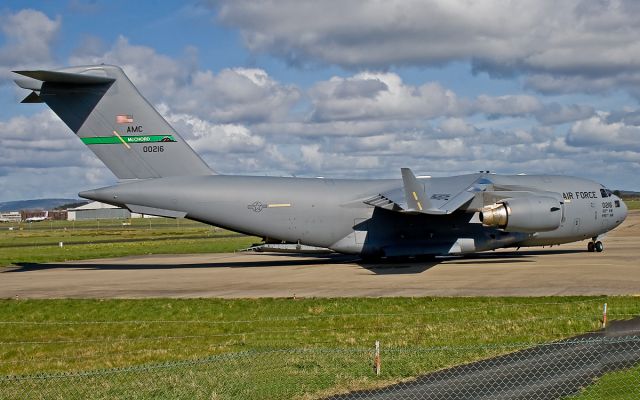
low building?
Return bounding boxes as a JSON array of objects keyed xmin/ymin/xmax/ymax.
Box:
[
  {"xmin": 67, "ymin": 201, "xmax": 157, "ymax": 220},
  {"xmin": 0, "ymin": 212, "xmax": 22, "ymax": 223},
  {"xmin": 67, "ymin": 201, "xmax": 129, "ymax": 221}
]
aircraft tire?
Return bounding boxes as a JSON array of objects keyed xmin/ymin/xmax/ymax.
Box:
[
  {"xmin": 587, "ymin": 242, "xmax": 595, "ymax": 252},
  {"xmin": 595, "ymin": 241, "xmax": 604, "ymax": 252}
]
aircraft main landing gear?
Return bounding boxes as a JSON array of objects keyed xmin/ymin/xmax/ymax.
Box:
[{"xmin": 587, "ymin": 239, "xmax": 603, "ymax": 253}]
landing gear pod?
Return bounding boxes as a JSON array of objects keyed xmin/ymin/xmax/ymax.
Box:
[{"xmin": 480, "ymin": 196, "xmax": 563, "ymax": 233}]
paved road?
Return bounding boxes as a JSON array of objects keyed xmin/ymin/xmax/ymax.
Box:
[
  {"xmin": 331, "ymin": 319, "xmax": 640, "ymax": 400},
  {"xmin": 1, "ymin": 211, "xmax": 639, "ymax": 299}
]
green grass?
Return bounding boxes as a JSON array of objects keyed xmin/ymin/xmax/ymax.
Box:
[
  {"xmin": 0, "ymin": 297, "xmax": 638, "ymax": 399},
  {"xmin": 568, "ymin": 364, "xmax": 640, "ymax": 399},
  {"xmin": 1, "ymin": 217, "xmax": 639, "ymax": 397},
  {"xmin": 625, "ymin": 199, "xmax": 640, "ymax": 210},
  {"xmin": 0, "ymin": 218, "xmax": 258, "ymax": 266}
]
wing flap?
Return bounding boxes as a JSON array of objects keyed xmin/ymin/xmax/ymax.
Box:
[{"xmin": 363, "ymin": 193, "xmax": 399, "ymax": 210}]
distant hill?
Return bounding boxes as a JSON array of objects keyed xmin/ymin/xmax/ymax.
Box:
[
  {"xmin": 617, "ymin": 190, "xmax": 640, "ymax": 199},
  {"xmin": 0, "ymin": 198, "xmax": 88, "ymax": 212}
]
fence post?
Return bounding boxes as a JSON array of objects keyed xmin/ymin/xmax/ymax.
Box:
[
  {"xmin": 602, "ymin": 302, "xmax": 608, "ymax": 329},
  {"xmin": 374, "ymin": 340, "xmax": 381, "ymax": 376}
]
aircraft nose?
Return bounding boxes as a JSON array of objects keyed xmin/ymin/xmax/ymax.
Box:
[{"xmin": 619, "ymin": 198, "xmax": 628, "ymax": 222}]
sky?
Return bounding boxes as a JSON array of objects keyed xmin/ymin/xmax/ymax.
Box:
[{"xmin": 1, "ymin": 0, "xmax": 639, "ymax": 201}]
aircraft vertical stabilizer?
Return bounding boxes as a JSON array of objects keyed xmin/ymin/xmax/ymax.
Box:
[{"xmin": 14, "ymin": 66, "xmax": 213, "ymax": 180}]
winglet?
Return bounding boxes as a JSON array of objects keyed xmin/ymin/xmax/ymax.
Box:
[{"xmin": 401, "ymin": 168, "xmax": 433, "ymax": 212}]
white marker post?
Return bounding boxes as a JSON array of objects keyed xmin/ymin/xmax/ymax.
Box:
[
  {"xmin": 603, "ymin": 303, "xmax": 608, "ymax": 329},
  {"xmin": 374, "ymin": 340, "xmax": 381, "ymax": 376}
]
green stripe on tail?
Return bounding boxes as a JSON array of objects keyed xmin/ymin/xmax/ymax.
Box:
[{"xmin": 81, "ymin": 135, "xmax": 177, "ymax": 144}]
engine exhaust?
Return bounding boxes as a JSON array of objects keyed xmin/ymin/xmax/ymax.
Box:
[{"xmin": 480, "ymin": 203, "xmax": 509, "ymax": 228}]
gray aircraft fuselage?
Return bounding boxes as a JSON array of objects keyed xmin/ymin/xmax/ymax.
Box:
[
  {"xmin": 81, "ymin": 173, "xmax": 628, "ymax": 257},
  {"xmin": 13, "ymin": 64, "xmax": 628, "ymax": 258}
]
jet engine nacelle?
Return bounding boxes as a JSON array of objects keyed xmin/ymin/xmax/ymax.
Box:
[{"xmin": 480, "ymin": 196, "xmax": 562, "ymax": 233}]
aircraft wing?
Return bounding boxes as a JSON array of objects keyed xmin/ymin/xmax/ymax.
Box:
[{"xmin": 364, "ymin": 169, "xmax": 493, "ymax": 215}]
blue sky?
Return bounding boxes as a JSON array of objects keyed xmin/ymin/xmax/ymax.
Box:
[{"xmin": 1, "ymin": 0, "xmax": 639, "ymax": 201}]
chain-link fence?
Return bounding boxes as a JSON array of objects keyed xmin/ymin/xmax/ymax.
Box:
[
  {"xmin": 1, "ymin": 336, "xmax": 639, "ymax": 399},
  {"xmin": 1, "ymin": 298, "xmax": 639, "ymax": 399}
]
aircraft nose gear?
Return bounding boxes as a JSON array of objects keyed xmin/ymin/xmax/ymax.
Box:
[{"xmin": 587, "ymin": 240, "xmax": 604, "ymax": 252}]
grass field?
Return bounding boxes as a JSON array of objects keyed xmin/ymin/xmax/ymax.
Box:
[
  {"xmin": 0, "ymin": 297, "xmax": 638, "ymax": 398},
  {"xmin": 625, "ymin": 199, "xmax": 640, "ymax": 210},
  {"xmin": 1, "ymin": 217, "xmax": 639, "ymax": 397},
  {"xmin": 569, "ymin": 364, "xmax": 640, "ymax": 399},
  {"xmin": 0, "ymin": 218, "xmax": 258, "ymax": 267}
]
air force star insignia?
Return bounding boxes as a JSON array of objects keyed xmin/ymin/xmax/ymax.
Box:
[{"xmin": 247, "ymin": 201, "xmax": 266, "ymax": 212}]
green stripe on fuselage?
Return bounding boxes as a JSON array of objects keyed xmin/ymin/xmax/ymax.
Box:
[{"xmin": 81, "ymin": 135, "xmax": 176, "ymax": 144}]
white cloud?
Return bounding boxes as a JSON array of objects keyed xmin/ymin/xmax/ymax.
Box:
[
  {"xmin": 310, "ymin": 72, "xmax": 463, "ymax": 121},
  {"xmin": 70, "ymin": 37, "xmax": 301, "ymax": 124},
  {"xmin": 0, "ymin": 9, "xmax": 61, "ymax": 78},
  {"xmin": 300, "ymin": 143, "xmax": 323, "ymax": 170},
  {"xmin": 567, "ymin": 114, "xmax": 640, "ymax": 151},
  {"xmin": 160, "ymin": 104, "xmax": 266, "ymax": 153},
  {"xmin": 217, "ymin": 0, "xmax": 640, "ymax": 95},
  {"xmin": 0, "ymin": 110, "xmax": 113, "ymax": 200},
  {"xmin": 69, "ymin": 36, "xmax": 193, "ymax": 100},
  {"xmin": 524, "ymin": 72, "xmax": 640, "ymax": 97},
  {"xmin": 171, "ymin": 68, "xmax": 301, "ymax": 123},
  {"xmin": 4, "ymin": 26, "xmax": 640, "ymax": 201},
  {"xmin": 298, "ymin": 142, "xmax": 381, "ymax": 174},
  {"xmin": 307, "ymin": 72, "xmax": 598, "ymax": 127},
  {"xmin": 0, "ymin": 109, "xmax": 84, "ymax": 155},
  {"xmin": 439, "ymin": 118, "xmax": 476, "ymax": 137},
  {"xmin": 0, "ymin": 166, "xmax": 112, "ymax": 201},
  {"xmin": 474, "ymin": 95, "xmax": 542, "ymax": 117},
  {"xmin": 533, "ymin": 103, "xmax": 595, "ymax": 126}
]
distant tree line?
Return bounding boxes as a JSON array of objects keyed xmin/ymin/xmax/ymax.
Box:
[
  {"xmin": 54, "ymin": 201, "xmax": 89, "ymax": 210},
  {"xmin": 614, "ymin": 190, "xmax": 640, "ymax": 199}
]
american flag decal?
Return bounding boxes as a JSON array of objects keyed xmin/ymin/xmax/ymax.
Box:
[{"xmin": 116, "ymin": 114, "xmax": 134, "ymax": 124}]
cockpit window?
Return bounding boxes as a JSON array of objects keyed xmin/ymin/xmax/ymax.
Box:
[
  {"xmin": 600, "ymin": 188, "xmax": 614, "ymax": 198},
  {"xmin": 615, "ymin": 200, "xmax": 620, "ymax": 208}
]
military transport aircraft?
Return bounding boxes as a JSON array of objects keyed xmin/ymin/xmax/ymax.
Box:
[{"xmin": 13, "ymin": 65, "xmax": 628, "ymax": 258}]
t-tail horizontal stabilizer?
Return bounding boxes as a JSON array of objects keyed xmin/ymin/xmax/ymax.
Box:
[{"xmin": 14, "ymin": 69, "xmax": 116, "ymax": 103}]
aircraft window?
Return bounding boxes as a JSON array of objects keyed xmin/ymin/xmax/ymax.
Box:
[
  {"xmin": 606, "ymin": 189, "xmax": 614, "ymax": 197},
  {"xmin": 615, "ymin": 200, "xmax": 620, "ymax": 208},
  {"xmin": 600, "ymin": 189, "xmax": 608, "ymax": 198}
]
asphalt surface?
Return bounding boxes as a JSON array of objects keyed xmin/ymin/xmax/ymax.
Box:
[
  {"xmin": 331, "ymin": 318, "xmax": 640, "ymax": 400},
  {"xmin": 1, "ymin": 211, "xmax": 639, "ymax": 299}
]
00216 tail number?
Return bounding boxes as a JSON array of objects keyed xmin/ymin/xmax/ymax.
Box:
[{"xmin": 142, "ymin": 145, "xmax": 164, "ymax": 153}]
